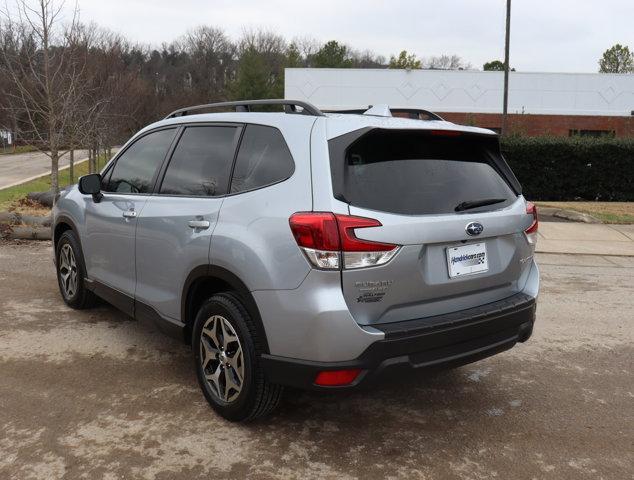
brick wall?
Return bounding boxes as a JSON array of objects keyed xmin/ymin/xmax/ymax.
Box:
[{"xmin": 436, "ymin": 112, "xmax": 634, "ymax": 137}]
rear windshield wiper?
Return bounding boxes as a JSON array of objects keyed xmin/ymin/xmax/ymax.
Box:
[{"xmin": 454, "ymin": 198, "xmax": 507, "ymax": 212}]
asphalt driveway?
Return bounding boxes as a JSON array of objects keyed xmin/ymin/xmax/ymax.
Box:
[{"xmin": 0, "ymin": 241, "xmax": 632, "ymax": 479}]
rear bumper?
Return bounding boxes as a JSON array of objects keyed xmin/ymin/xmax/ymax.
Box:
[{"xmin": 261, "ymin": 292, "xmax": 536, "ymax": 390}]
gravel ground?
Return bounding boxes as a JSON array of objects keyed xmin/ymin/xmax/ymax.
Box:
[{"xmin": 0, "ymin": 241, "xmax": 632, "ymax": 480}]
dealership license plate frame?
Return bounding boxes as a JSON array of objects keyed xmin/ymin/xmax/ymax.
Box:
[{"xmin": 446, "ymin": 242, "xmax": 489, "ymax": 278}]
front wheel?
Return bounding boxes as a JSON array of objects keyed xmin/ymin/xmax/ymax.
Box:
[
  {"xmin": 55, "ymin": 230, "xmax": 96, "ymax": 309},
  {"xmin": 193, "ymin": 293, "xmax": 282, "ymax": 422}
]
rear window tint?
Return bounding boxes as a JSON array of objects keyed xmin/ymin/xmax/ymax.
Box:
[
  {"xmin": 331, "ymin": 129, "xmax": 517, "ymax": 215},
  {"xmin": 230, "ymin": 125, "xmax": 294, "ymax": 194},
  {"xmin": 160, "ymin": 126, "xmax": 239, "ymax": 197},
  {"xmin": 104, "ymin": 128, "xmax": 176, "ymax": 193}
]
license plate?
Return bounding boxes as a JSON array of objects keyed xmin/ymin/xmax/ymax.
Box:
[{"xmin": 446, "ymin": 243, "xmax": 488, "ymax": 278}]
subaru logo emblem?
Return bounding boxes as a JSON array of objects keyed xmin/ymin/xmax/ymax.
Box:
[{"xmin": 466, "ymin": 222, "xmax": 484, "ymax": 236}]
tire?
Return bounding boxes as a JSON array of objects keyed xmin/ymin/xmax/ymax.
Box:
[
  {"xmin": 192, "ymin": 292, "xmax": 282, "ymax": 422},
  {"xmin": 55, "ymin": 230, "xmax": 97, "ymax": 309}
]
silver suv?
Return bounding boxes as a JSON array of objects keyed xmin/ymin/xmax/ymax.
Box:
[{"xmin": 52, "ymin": 100, "xmax": 539, "ymax": 421}]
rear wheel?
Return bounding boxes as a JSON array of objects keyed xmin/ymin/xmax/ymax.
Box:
[
  {"xmin": 55, "ymin": 230, "xmax": 97, "ymax": 309},
  {"xmin": 193, "ymin": 293, "xmax": 282, "ymax": 421}
]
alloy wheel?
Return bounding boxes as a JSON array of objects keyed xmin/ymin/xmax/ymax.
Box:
[
  {"xmin": 200, "ymin": 315, "xmax": 245, "ymax": 403},
  {"xmin": 59, "ymin": 243, "xmax": 78, "ymax": 299}
]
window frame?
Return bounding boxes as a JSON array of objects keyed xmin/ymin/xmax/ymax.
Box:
[
  {"xmin": 154, "ymin": 121, "xmax": 296, "ymax": 199},
  {"xmin": 155, "ymin": 122, "xmax": 244, "ymax": 198},
  {"xmin": 99, "ymin": 125, "xmax": 179, "ymax": 196},
  {"xmin": 228, "ymin": 123, "xmax": 297, "ymax": 196}
]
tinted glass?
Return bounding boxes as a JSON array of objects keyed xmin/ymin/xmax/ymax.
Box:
[
  {"xmin": 160, "ymin": 126, "xmax": 239, "ymax": 196},
  {"xmin": 230, "ymin": 125, "xmax": 294, "ymax": 194},
  {"xmin": 335, "ymin": 130, "xmax": 516, "ymax": 215},
  {"xmin": 104, "ymin": 129, "xmax": 176, "ymax": 193}
]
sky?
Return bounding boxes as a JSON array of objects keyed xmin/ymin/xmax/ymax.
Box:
[{"xmin": 55, "ymin": 0, "xmax": 634, "ymax": 72}]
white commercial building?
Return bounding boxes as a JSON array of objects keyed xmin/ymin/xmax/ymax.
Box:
[{"xmin": 285, "ymin": 68, "xmax": 633, "ymax": 116}]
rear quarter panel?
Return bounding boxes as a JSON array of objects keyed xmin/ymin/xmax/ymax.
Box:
[{"xmin": 210, "ymin": 116, "xmax": 316, "ymax": 291}]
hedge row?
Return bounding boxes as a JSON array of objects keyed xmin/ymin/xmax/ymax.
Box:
[{"xmin": 500, "ymin": 136, "xmax": 634, "ymax": 201}]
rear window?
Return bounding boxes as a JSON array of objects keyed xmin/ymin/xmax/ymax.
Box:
[
  {"xmin": 330, "ymin": 129, "xmax": 517, "ymax": 215},
  {"xmin": 230, "ymin": 125, "xmax": 294, "ymax": 194}
]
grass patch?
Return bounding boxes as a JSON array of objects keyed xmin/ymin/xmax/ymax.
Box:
[
  {"xmin": 536, "ymin": 201, "xmax": 634, "ymax": 224},
  {"xmin": 0, "ymin": 156, "xmax": 108, "ymax": 211}
]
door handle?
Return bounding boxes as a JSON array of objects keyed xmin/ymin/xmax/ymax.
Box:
[
  {"xmin": 188, "ymin": 220, "xmax": 210, "ymax": 229},
  {"xmin": 122, "ymin": 210, "xmax": 137, "ymax": 218}
]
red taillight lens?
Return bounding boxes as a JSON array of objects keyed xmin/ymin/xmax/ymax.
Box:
[
  {"xmin": 525, "ymin": 202, "xmax": 538, "ymax": 249},
  {"xmin": 525, "ymin": 202, "xmax": 538, "ymax": 234},
  {"xmin": 314, "ymin": 369, "xmax": 362, "ymax": 386},
  {"xmin": 289, "ymin": 212, "xmax": 400, "ymax": 270},
  {"xmin": 289, "ymin": 212, "xmax": 340, "ymax": 251},
  {"xmin": 335, "ymin": 214, "xmax": 395, "ymax": 252}
]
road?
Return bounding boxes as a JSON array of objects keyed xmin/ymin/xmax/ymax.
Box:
[
  {"xmin": 0, "ymin": 242, "xmax": 632, "ymax": 479},
  {"xmin": 0, "ymin": 150, "xmax": 89, "ymax": 189}
]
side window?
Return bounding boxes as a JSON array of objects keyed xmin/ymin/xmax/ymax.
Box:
[
  {"xmin": 160, "ymin": 126, "xmax": 239, "ymax": 197},
  {"xmin": 104, "ymin": 128, "xmax": 176, "ymax": 193},
  {"xmin": 230, "ymin": 125, "xmax": 295, "ymax": 194}
]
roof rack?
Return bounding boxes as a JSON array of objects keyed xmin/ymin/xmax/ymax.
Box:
[{"xmin": 164, "ymin": 99, "xmax": 325, "ymax": 119}]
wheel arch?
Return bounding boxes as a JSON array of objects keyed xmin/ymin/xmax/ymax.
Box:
[
  {"xmin": 182, "ymin": 265, "xmax": 270, "ymax": 353},
  {"xmin": 53, "ymin": 215, "xmax": 84, "ymax": 263}
]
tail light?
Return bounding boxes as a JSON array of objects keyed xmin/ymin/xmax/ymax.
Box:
[
  {"xmin": 430, "ymin": 129, "xmax": 462, "ymax": 137},
  {"xmin": 289, "ymin": 212, "xmax": 400, "ymax": 270},
  {"xmin": 525, "ymin": 202, "xmax": 538, "ymax": 249}
]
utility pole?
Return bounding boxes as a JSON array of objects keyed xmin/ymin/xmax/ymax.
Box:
[{"xmin": 501, "ymin": 0, "xmax": 511, "ymax": 135}]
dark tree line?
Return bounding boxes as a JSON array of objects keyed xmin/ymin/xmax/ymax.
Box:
[
  {"xmin": 0, "ymin": 0, "xmax": 470, "ymax": 194},
  {"xmin": 0, "ymin": 16, "xmax": 389, "ymax": 155}
]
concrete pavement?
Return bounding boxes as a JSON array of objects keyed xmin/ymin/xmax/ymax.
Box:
[
  {"xmin": 0, "ymin": 150, "xmax": 89, "ymax": 190},
  {"xmin": 536, "ymin": 222, "xmax": 634, "ymax": 256}
]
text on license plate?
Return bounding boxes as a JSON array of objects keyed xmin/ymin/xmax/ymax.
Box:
[{"xmin": 446, "ymin": 243, "xmax": 488, "ymax": 278}]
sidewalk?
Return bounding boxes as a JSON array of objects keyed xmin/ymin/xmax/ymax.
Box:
[{"xmin": 536, "ymin": 222, "xmax": 634, "ymax": 256}]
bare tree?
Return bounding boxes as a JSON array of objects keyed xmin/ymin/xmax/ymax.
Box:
[
  {"xmin": 423, "ymin": 54, "xmax": 472, "ymax": 70},
  {"xmin": 0, "ymin": 0, "xmax": 90, "ymax": 194},
  {"xmin": 239, "ymin": 28, "xmax": 287, "ymax": 65},
  {"xmin": 351, "ymin": 49, "xmax": 386, "ymax": 68},
  {"xmin": 290, "ymin": 35, "xmax": 320, "ymax": 67},
  {"xmin": 230, "ymin": 29, "xmax": 287, "ymax": 100},
  {"xmin": 178, "ymin": 26, "xmax": 236, "ymax": 102},
  {"xmin": 0, "ymin": 14, "xmax": 416, "ymax": 181}
]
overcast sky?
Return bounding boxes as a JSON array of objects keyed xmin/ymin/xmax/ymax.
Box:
[{"xmin": 68, "ymin": 0, "xmax": 634, "ymax": 72}]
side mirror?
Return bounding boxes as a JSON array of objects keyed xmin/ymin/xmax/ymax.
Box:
[{"xmin": 78, "ymin": 173, "xmax": 103, "ymax": 202}]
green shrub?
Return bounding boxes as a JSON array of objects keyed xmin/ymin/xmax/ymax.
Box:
[{"xmin": 500, "ymin": 136, "xmax": 634, "ymax": 201}]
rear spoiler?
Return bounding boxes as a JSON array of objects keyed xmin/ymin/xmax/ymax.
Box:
[{"xmin": 323, "ymin": 107, "xmax": 444, "ymax": 121}]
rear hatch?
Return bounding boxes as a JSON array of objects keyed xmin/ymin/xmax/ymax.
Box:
[{"xmin": 328, "ymin": 128, "xmax": 535, "ymax": 326}]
